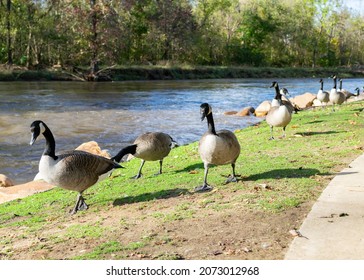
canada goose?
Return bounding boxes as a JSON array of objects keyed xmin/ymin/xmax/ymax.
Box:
[
  {"xmin": 266, "ymin": 81, "xmax": 292, "ymax": 140},
  {"xmin": 30, "ymin": 120, "xmax": 123, "ymax": 214},
  {"xmin": 277, "ymin": 87, "xmax": 299, "ymax": 114},
  {"xmin": 196, "ymin": 103, "xmax": 241, "ymax": 192},
  {"xmin": 111, "ymin": 132, "xmax": 177, "ymax": 179},
  {"xmin": 329, "ymin": 75, "xmax": 345, "ymax": 111},
  {"xmin": 339, "ymin": 79, "xmax": 356, "ymax": 102},
  {"xmin": 317, "ymin": 78, "xmax": 330, "ymax": 107}
]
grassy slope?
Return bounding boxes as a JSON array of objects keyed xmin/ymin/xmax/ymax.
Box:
[{"xmin": 0, "ymin": 101, "xmax": 363, "ymax": 259}]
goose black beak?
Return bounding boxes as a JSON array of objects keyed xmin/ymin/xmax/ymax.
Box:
[{"xmin": 30, "ymin": 133, "xmax": 37, "ymax": 145}]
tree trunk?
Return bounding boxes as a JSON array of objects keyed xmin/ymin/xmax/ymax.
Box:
[
  {"xmin": 89, "ymin": 0, "xmax": 99, "ymax": 79},
  {"xmin": 6, "ymin": 0, "xmax": 13, "ymax": 66}
]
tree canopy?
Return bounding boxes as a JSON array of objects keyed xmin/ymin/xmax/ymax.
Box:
[{"xmin": 1, "ymin": 0, "xmax": 363, "ymax": 70}]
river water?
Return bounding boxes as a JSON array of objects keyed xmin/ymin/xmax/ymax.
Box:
[{"xmin": 0, "ymin": 78, "xmax": 362, "ymax": 184}]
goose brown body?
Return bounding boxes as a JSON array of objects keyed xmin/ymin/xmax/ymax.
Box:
[
  {"xmin": 112, "ymin": 132, "xmax": 177, "ymax": 178},
  {"xmin": 30, "ymin": 120, "xmax": 123, "ymax": 214},
  {"xmin": 133, "ymin": 132, "xmax": 173, "ymax": 161},
  {"xmin": 266, "ymin": 82, "xmax": 292, "ymax": 139},
  {"xmin": 196, "ymin": 103, "xmax": 240, "ymax": 192}
]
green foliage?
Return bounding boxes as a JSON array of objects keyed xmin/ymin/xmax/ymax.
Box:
[{"xmin": 0, "ymin": 0, "xmax": 363, "ymax": 68}]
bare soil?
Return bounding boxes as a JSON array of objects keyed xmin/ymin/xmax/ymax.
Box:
[{"xmin": 0, "ymin": 185, "xmax": 312, "ymax": 260}]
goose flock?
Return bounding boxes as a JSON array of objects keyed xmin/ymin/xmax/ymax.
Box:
[{"xmin": 29, "ymin": 77, "xmax": 361, "ymax": 214}]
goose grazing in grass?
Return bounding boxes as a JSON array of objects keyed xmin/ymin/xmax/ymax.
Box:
[
  {"xmin": 196, "ymin": 103, "xmax": 241, "ymax": 192},
  {"xmin": 329, "ymin": 75, "xmax": 345, "ymax": 111},
  {"xmin": 30, "ymin": 120, "xmax": 123, "ymax": 214},
  {"xmin": 111, "ymin": 132, "xmax": 177, "ymax": 179},
  {"xmin": 266, "ymin": 81, "xmax": 292, "ymax": 140},
  {"xmin": 317, "ymin": 78, "xmax": 330, "ymax": 107}
]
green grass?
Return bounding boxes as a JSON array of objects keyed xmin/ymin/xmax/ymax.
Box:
[{"xmin": 0, "ymin": 101, "xmax": 363, "ymax": 259}]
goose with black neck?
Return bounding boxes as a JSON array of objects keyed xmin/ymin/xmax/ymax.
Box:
[
  {"xmin": 196, "ymin": 103, "xmax": 241, "ymax": 192},
  {"xmin": 30, "ymin": 120, "xmax": 123, "ymax": 215}
]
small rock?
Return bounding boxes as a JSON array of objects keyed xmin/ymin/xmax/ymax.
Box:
[
  {"xmin": 224, "ymin": 111, "xmax": 238, "ymax": 115},
  {"xmin": 76, "ymin": 141, "xmax": 111, "ymax": 158},
  {"xmin": 0, "ymin": 174, "xmax": 15, "ymax": 187},
  {"xmin": 254, "ymin": 100, "xmax": 271, "ymax": 117},
  {"xmin": 291, "ymin": 93, "xmax": 316, "ymax": 109},
  {"xmin": 236, "ymin": 106, "xmax": 255, "ymax": 117},
  {"xmin": 261, "ymin": 242, "xmax": 271, "ymax": 249}
]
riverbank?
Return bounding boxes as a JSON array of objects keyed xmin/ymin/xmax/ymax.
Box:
[
  {"xmin": 1, "ymin": 65, "xmax": 364, "ymax": 81},
  {"xmin": 0, "ymin": 100, "xmax": 363, "ymax": 260}
]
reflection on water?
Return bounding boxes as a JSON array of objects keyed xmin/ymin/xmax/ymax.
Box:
[{"xmin": 0, "ymin": 78, "xmax": 362, "ymax": 183}]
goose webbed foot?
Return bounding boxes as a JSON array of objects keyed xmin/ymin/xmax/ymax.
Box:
[
  {"xmin": 69, "ymin": 194, "xmax": 88, "ymax": 215},
  {"xmin": 269, "ymin": 136, "xmax": 274, "ymax": 140},
  {"xmin": 225, "ymin": 175, "xmax": 238, "ymax": 183},
  {"xmin": 132, "ymin": 173, "xmax": 142, "ymax": 179},
  {"xmin": 194, "ymin": 184, "xmax": 213, "ymax": 192}
]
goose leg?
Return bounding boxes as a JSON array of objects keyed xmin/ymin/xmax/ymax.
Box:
[
  {"xmin": 70, "ymin": 193, "xmax": 88, "ymax": 215},
  {"xmin": 226, "ymin": 163, "xmax": 238, "ymax": 183},
  {"xmin": 282, "ymin": 127, "xmax": 286, "ymax": 138},
  {"xmin": 269, "ymin": 126, "xmax": 274, "ymax": 140},
  {"xmin": 195, "ymin": 162, "xmax": 213, "ymax": 192},
  {"xmin": 154, "ymin": 160, "xmax": 163, "ymax": 176},
  {"xmin": 134, "ymin": 159, "xmax": 145, "ymax": 179}
]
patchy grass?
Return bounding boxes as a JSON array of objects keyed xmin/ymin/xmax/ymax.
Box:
[{"xmin": 0, "ymin": 101, "xmax": 363, "ymax": 260}]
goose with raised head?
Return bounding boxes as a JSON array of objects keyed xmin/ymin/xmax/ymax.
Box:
[
  {"xmin": 111, "ymin": 132, "xmax": 177, "ymax": 179},
  {"xmin": 266, "ymin": 81, "xmax": 292, "ymax": 140},
  {"xmin": 277, "ymin": 87, "xmax": 299, "ymax": 114},
  {"xmin": 329, "ymin": 75, "xmax": 345, "ymax": 111},
  {"xmin": 339, "ymin": 78, "xmax": 356, "ymax": 100},
  {"xmin": 196, "ymin": 103, "xmax": 241, "ymax": 192},
  {"xmin": 317, "ymin": 78, "xmax": 330, "ymax": 107},
  {"xmin": 30, "ymin": 120, "xmax": 123, "ymax": 214}
]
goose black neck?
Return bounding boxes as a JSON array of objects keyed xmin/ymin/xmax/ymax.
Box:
[
  {"xmin": 111, "ymin": 144, "xmax": 137, "ymax": 163},
  {"xmin": 320, "ymin": 80, "xmax": 323, "ymax": 90},
  {"xmin": 42, "ymin": 126, "xmax": 57, "ymax": 159},
  {"xmin": 206, "ymin": 113, "xmax": 217, "ymax": 135},
  {"xmin": 333, "ymin": 77, "xmax": 337, "ymax": 89},
  {"xmin": 339, "ymin": 80, "xmax": 342, "ymax": 90},
  {"xmin": 274, "ymin": 84, "xmax": 281, "ymax": 100}
]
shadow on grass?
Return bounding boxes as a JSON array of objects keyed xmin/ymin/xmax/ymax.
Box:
[
  {"xmin": 173, "ymin": 163, "xmax": 204, "ymax": 173},
  {"xmin": 113, "ymin": 188, "xmax": 190, "ymax": 206},
  {"xmin": 244, "ymin": 168, "xmax": 325, "ymax": 181},
  {"xmin": 294, "ymin": 130, "xmax": 340, "ymax": 136}
]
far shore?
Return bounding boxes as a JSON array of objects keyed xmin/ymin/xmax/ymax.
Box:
[{"xmin": 1, "ymin": 65, "xmax": 364, "ymax": 82}]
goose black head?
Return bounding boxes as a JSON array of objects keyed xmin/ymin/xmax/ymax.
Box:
[
  {"xmin": 280, "ymin": 88, "xmax": 289, "ymax": 96},
  {"xmin": 200, "ymin": 103, "xmax": 212, "ymax": 121},
  {"xmin": 270, "ymin": 81, "xmax": 278, "ymax": 88},
  {"xmin": 30, "ymin": 120, "xmax": 46, "ymax": 145}
]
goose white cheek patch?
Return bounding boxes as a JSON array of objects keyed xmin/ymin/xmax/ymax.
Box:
[{"xmin": 40, "ymin": 122, "xmax": 46, "ymax": 134}]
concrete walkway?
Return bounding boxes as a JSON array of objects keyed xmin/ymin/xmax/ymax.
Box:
[{"xmin": 285, "ymin": 152, "xmax": 364, "ymax": 259}]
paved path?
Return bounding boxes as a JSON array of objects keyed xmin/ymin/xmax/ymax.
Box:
[{"xmin": 285, "ymin": 152, "xmax": 364, "ymax": 259}]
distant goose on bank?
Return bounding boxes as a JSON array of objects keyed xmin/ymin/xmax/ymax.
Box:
[
  {"xmin": 339, "ymin": 79, "xmax": 356, "ymax": 102},
  {"xmin": 196, "ymin": 103, "xmax": 241, "ymax": 192},
  {"xmin": 111, "ymin": 132, "xmax": 177, "ymax": 179},
  {"xmin": 317, "ymin": 78, "xmax": 330, "ymax": 107},
  {"xmin": 30, "ymin": 120, "xmax": 123, "ymax": 214},
  {"xmin": 329, "ymin": 75, "xmax": 345, "ymax": 111},
  {"xmin": 266, "ymin": 81, "xmax": 292, "ymax": 140}
]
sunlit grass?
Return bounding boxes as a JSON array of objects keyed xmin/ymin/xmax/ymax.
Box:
[{"xmin": 0, "ymin": 100, "xmax": 363, "ymax": 259}]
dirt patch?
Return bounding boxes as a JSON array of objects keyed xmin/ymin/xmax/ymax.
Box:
[{"xmin": 0, "ymin": 187, "xmax": 312, "ymax": 260}]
